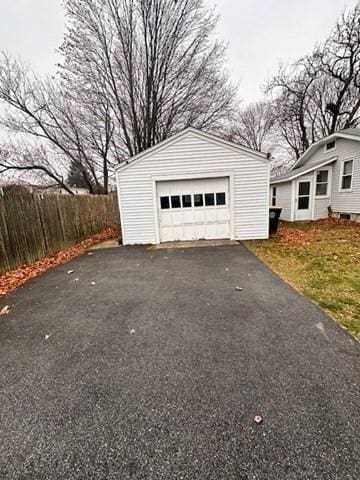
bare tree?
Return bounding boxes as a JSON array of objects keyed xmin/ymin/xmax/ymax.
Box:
[
  {"xmin": 60, "ymin": 0, "xmax": 236, "ymax": 157},
  {"xmin": 0, "ymin": 53, "xmax": 111, "ymax": 193},
  {"xmin": 227, "ymin": 102, "xmax": 275, "ymax": 152},
  {"xmin": 268, "ymin": 3, "xmax": 360, "ymax": 161},
  {"xmin": 0, "ymin": 142, "xmax": 74, "ymax": 194},
  {"xmin": 267, "ymin": 63, "xmax": 317, "ymax": 159},
  {"xmin": 314, "ymin": 4, "xmax": 360, "ymax": 133}
]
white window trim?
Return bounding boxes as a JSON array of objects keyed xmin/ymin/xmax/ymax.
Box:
[
  {"xmin": 339, "ymin": 159, "xmax": 354, "ymax": 192},
  {"xmin": 324, "ymin": 140, "xmax": 336, "ymax": 153},
  {"xmin": 315, "ymin": 167, "xmax": 331, "ymax": 199}
]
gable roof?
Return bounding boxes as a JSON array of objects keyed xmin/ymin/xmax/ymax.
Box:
[
  {"xmin": 115, "ymin": 127, "xmax": 268, "ymax": 174},
  {"xmin": 293, "ymin": 128, "xmax": 360, "ymax": 169},
  {"xmin": 339, "ymin": 127, "xmax": 360, "ymax": 138},
  {"xmin": 270, "ymin": 156, "xmax": 337, "ymax": 184}
]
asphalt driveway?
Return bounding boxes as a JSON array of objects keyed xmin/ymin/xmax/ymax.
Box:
[{"xmin": 0, "ymin": 244, "xmax": 359, "ymax": 479}]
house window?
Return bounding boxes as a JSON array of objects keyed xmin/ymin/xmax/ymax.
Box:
[
  {"xmin": 271, "ymin": 186, "xmax": 277, "ymax": 206},
  {"xmin": 316, "ymin": 170, "xmax": 329, "ymax": 196},
  {"xmin": 325, "ymin": 140, "xmax": 336, "ymax": 152},
  {"xmin": 341, "ymin": 160, "xmax": 353, "ymax": 191}
]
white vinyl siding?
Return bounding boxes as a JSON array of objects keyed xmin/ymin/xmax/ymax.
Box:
[
  {"xmin": 272, "ymin": 182, "xmax": 293, "ymax": 221},
  {"xmin": 117, "ymin": 131, "xmax": 269, "ymax": 244},
  {"xmin": 314, "ymin": 197, "xmax": 330, "ymax": 219},
  {"xmin": 331, "ymin": 154, "xmax": 360, "ymax": 214}
]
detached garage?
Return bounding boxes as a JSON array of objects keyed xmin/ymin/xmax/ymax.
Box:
[{"xmin": 116, "ymin": 128, "xmax": 270, "ymax": 245}]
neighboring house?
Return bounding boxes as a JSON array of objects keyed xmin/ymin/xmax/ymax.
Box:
[
  {"xmin": 116, "ymin": 127, "xmax": 270, "ymax": 245},
  {"xmin": 0, "ymin": 183, "xmax": 90, "ymax": 195},
  {"xmin": 270, "ymin": 128, "xmax": 360, "ymax": 222},
  {"xmin": 35, "ymin": 185, "xmax": 90, "ymax": 195}
]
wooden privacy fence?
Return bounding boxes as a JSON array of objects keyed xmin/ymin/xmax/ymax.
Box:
[{"xmin": 0, "ymin": 191, "xmax": 120, "ymax": 275}]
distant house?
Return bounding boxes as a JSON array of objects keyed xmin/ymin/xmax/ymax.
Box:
[
  {"xmin": 270, "ymin": 128, "xmax": 360, "ymax": 223},
  {"xmin": 36, "ymin": 185, "xmax": 90, "ymax": 196},
  {"xmin": 0, "ymin": 183, "xmax": 91, "ymax": 196}
]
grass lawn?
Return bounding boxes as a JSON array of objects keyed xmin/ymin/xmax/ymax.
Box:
[{"xmin": 246, "ymin": 220, "xmax": 360, "ymax": 340}]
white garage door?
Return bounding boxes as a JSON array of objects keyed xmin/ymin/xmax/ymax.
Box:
[{"xmin": 157, "ymin": 177, "xmax": 231, "ymax": 242}]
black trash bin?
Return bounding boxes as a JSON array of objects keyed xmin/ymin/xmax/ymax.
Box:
[{"xmin": 269, "ymin": 207, "xmax": 282, "ymax": 235}]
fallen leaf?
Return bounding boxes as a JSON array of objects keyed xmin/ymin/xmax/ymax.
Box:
[
  {"xmin": 0, "ymin": 228, "xmax": 119, "ymax": 297},
  {"xmin": 254, "ymin": 415, "xmax": 263, "ymax": 425},
  {"xmin": 0, "ymin": 305, "xmax": 10, "ymax": 315}
]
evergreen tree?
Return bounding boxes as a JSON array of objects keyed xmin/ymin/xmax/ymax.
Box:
[{"xmin": 67, "ymin": 160, "xmax": 89, "ymax": 189}]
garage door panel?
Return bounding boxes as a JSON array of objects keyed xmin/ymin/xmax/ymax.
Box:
[
  {"xmin": 183, "ymin": 210, "xmax": 194, "ymax": 223},
  {"xmin": 206, "ymin": 209, "xmax": 218, "ymax": 222},
  {"xmin": 157, "ymin": 177, "xmax": 230, "ymax": 242}
]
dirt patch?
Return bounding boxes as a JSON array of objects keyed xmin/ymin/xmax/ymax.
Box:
[{"xmin": 0, "ymin": 227, "xmax": 120, "ymax": 297}]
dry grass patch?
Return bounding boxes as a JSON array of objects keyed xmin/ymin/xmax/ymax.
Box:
[{"xmin": 246, "ymin": 220, "xmax": 360, "ymax": 340}]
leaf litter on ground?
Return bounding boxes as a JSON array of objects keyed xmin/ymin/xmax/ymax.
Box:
[{"xmin": 0, "ymin": 228, "xmax": 119, "ymax": 297}]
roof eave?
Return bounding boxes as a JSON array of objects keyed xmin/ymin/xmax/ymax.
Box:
[
  {"xmin": 293, "ymin": 131, "xmax": 360, "ymax": 169},
  {"xmin": 270, "ymin": 156, "xmax": 337, "ymax": 184}
]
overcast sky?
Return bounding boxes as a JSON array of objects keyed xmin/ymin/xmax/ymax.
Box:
[{"xmin": 0, "ymin": 0, "xmax": 359, "ymax": 103}]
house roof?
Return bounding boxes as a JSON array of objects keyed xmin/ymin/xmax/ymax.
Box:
[
  {"xmin": 270, "ymin": 156, "xmax": 337, "ymax": 184},
  {"xmin": 115, "ymin": 127, "xmax": 268, "ymax": 174},
  {"xmin": 339, "ymin": 127, "xmax": 360, "ymax": 137},
  {"xmin": 293, "ymin": 128, "xmax": 360, "ymax": 169}
]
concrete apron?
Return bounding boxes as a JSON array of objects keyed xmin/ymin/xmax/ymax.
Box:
[
  {"xmin": 149, "ymin": 239, "xmax": 240, "ymax": 250},
  {"xmin": 88, "ymin": 239, "xmax": 121, "ymax": 250}
]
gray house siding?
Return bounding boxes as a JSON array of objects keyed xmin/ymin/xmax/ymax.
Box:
[
  {"xmin": 271, "ymin": 135, "xmax": 360, "ymax": 222},
  {"xmin": 304, "ymin": 138, "xmax": 357, "ymax": 167},
  {"xmin": 331, "ymin": 153, "xmax": 360, "ymax": 216},
  {"xmin": 314, "ymin": 196, "xmax": 331, "ymax": 219},
  {"xmin": 305, "ymin": 138, "xmax": 360, "ymax": 217},
  {"xmin": 273, "ymin": 182, "xmax": 292, "ymax": 221}
]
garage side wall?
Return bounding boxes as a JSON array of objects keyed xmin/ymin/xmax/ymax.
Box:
[{"xmin": 117, "ymin": 133, "xmax": 269, "ymax": 244}]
